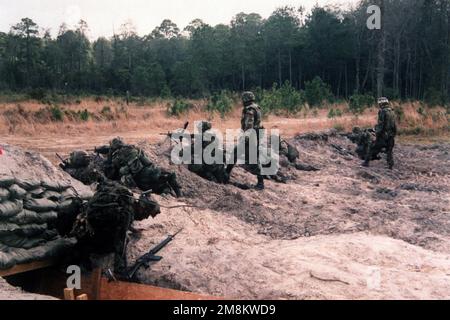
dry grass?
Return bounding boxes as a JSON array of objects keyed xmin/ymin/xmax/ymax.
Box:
[{"xmin": 0, "ymin": 97, "xmax": 448, "ymax": 142}]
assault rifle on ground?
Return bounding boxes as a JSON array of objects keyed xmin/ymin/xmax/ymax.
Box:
[
  {"xmin": 127, "ymin": 228, "xmax": 183, "ymax": 280},
  {"xmin": 160, "ymin": 121, "xmax": 190, "ymax": 144}
]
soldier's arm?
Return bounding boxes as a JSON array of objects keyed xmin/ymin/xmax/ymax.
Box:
[
  {"xmin": 242, "ymin": 109, "xmax": 255, "ymax": 131},
  {"xmin": 375, "ymin": 110, "xmax": 386, "ymax": 135}
]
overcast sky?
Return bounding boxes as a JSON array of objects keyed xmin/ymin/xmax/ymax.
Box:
[{"xmin": 0, "ymin": 0, "xmax": 359, "ymax": 39}]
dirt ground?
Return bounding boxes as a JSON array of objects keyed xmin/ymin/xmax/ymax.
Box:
[{"xmin": 1, "ymin": 128, "xmax": 449, "ymax": 299}]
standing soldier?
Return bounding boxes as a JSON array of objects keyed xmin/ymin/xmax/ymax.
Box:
[
  {"xmin": 226, "ymin": 91, "xmax": 265, "ymax": 190},
  {"xmin": 363, "ymin": 97, "xmax": 397, "ymax": 169}
]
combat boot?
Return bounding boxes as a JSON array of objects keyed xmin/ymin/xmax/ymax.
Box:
[{"xmin": 255, "ymin": 175, "xmax": 265, "ymax": 190}]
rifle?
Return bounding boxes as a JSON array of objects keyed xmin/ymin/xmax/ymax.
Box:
[
  {"xmin": 56, "ymin": 153, "xmax": 68, "ymax": 169},
  {"xmin": 160, "ymin": 121, "xmax": 190, "ymax": 144},
  {"xmin": 127, "ymin": 228, "xmax": 183, "ymax": 280}
]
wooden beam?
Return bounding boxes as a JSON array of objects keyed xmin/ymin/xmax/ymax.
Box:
[
  {"xmin": 0, "ymin": 260, "xmax": 55, "ymax": 277},
  {"xmin": 76, "ymin": 294, "xmax": 88, "ymax": 300},
  {"xmin": 99, "ymin": 279, "xmax": 222, "ymax": 300},
  {"xmin": 64, "ymin": 288, "xmax": 75, "ymax": 300}
]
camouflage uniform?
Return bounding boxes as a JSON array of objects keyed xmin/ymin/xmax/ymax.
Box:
[
  {"xmin": 101, "ymin": 138, "xmax": 182, "ymax": 197},
  {"xmin": 61, "ymin": 151, "xmax": 106, "ymax": 185},
  {"xmin": 226, "ymin": 92, "xmax": 265, "ymax": 190},
  {"xmin": 364, "ymin": 97, "xmax": 397, "ymax": 169},
  {"xmin": 71, "ymin": 180, "xmax": 160, "ymax": 274},
  {"xmin": 187, "ymin": 121, "xmax": 229, "ymax": 183},
  {"xmin": 348, "ymin": 127, "xmax": 378, "ymax": 161}
]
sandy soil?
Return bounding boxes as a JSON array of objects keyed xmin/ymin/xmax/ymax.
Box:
[
  {"xmin": 122, "ymin": 132, "xmax": 450, "ymax": 299},
  {"xmin": 1, "ymin": 130, "xmax": 449, "ymax": 299}
]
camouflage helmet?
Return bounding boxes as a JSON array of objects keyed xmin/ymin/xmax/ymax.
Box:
[
  {"xmin": 69, "ymin": 151, "xmax": 90, "ymax": 167},
  {"xmin": 352, "ymin": 126, "xmax": 362, "ymax": 134},
  {"xmin": 242, "ymin": 91, "xmax": 256, "ymax": 104},
  {"xmin": 377, "ymin": 97, "xmax": 389, "ymax": 106},
  {"xmin": 197, "ymin": 121, "xmax": 212, "ymax": 133},
  {"xmin": 134, "ymin": 194, "xmax": 160, "ymax": 220},
  {"xmin": 110, "ymin": 137, "xmax": 124, "ymax": 150}
]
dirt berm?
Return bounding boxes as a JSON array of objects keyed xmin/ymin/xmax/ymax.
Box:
[{"xmin": 127, "ymin": 131, "xmax": 450, "ymax": 299}]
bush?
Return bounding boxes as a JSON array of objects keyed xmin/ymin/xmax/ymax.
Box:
[
  {"xmin": 28, "ymin": 88, "xmax": 47, "ymax": 101},
  {"xmin": 348, "ymin": 94, "xmax": 375, "ymax": 114},
  {"xmin": 328, "ymin": 108, "xmax": 343, "ymax": 119},
  {"xmin": 79, "ymin": 109, "xmax": 90, "ymax": 121},
  {"xmin": 259, "ymin": 82, "xmax": 304, "ymax": 114},
  {"xmin": 49, "ymin": 105, "xmax": 63, "ymax": 121},
  {"xmin": 207, "ymin": 91, "xmax": 233, "ymax": 117},
  {"xmin": 167, "ymin": 99, "xmax": 193, "ymax": 116},
  {"xmin": 304, "ymin": 77, "xmax": 333, "ymax": 107},
  {"xmin": 424, "ymin": 87, "xmax": 446, "ymax": 107}
]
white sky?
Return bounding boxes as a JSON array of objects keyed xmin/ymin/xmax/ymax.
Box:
[{"xmin": 0, "ymin": 0, "xmax": 359, "ymax": 39}]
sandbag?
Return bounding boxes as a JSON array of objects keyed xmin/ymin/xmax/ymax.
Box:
[
  {"xmin": 0, "ymin": 188, "xmax": 10, "ymax": 202},
  {"xmin": 57, "ymin": 199, "xmax": 77, "ymax": 212},
  {"xmin": 13, "ymin": 223, "xmax": 48, "ymax": 237},
  {"xmin": 27, "ymin": 187, "xmax": 46, "ymax": 198},
  {"xmin": 24, "ymin": 198, "xmax": 57, "ymax": 213},
  {"xmin": 41, "ymin": 190, "xmax": 62, "ymax": 202},
  {"xmin": 41, "ymin": 180, "xmax": 71, "ymax": 192},
  {"xmin": 61, "ymin": 188, "xmax": 77, "ymax": 199},
  {"xmin": 0, "ymin": 176, "xmax": 15, "ymax": 188},
  {"xmin": 8, "ymin": 210, "xmax": 58, "ymax": 225},
  {"xmin": 0, "ymin": 234, "xmax": 46, "ymax": 249},
  {"xmin": 16, "ymin": 179, "xmax": 41, "ymax": 191},
  {"xmin": 0, "ymin": 200, "xmax": 23, "ymax": 219},
  {"xmin": 8, "ymin": 184, "xmax": 27, "ymax": 200},
  {"xmin": 0, "ymin": 251, "xmax": 15, "ymax": 269}
]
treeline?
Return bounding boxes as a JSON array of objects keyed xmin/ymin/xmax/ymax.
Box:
[{"xmin": 0, "ymin": 0, "xmax": 449, "ymax": 105}]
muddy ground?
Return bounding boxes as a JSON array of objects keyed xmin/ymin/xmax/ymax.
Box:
[{"xmin": 1, "ymin": 131, "xmax": 449, "ymax": 299}]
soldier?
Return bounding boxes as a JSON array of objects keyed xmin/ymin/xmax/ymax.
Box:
[
  {"xmin": 226, "ymin": 91, "xmax": 265, "ymax": 190},
  {"xmin": 100, "ymin": 138, "xmax": 182, "ymax": 197},
  {"xmin": 71, "ymin": 180, "xmax": 160, "ymax": 275},
  {"xmin": 363, "ymin": 97, "xmax": 397, "ymax": 169},
  {"xmin": 187, "ymin": 121, "xmax": 229, "ymax": 183},
  {"xmin": 348, "ymin": 127, "xmax": 378, "ymax": 161},
  {"xmin": 276, "ymin": 137, "xmax": 319, "ymax": 172},
  {"xmin": 59, "ymin": 150, "xmax": 106, "ymax": 185}
]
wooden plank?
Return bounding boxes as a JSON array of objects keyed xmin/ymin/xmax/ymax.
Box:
[
  {"xmin": 64, "ymin": 288, "xmax": 75, "ymax": 300},
  {"xmin": 0, "ymin": 259, "xmax": 55, "ymax": 277},
  {"xmin": 76, "ymin": 294, "xmax": 88, "ymax": 300},
  {"xmin": 90, "ymin": 268, "xmax": 102, "ymax": 300},
  {"xmin": 99, "ymin": 279, "xmax": 222, "ymax": 300}
]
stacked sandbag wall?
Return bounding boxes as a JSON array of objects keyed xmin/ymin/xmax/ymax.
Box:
[{"xmin": 0, "ymin": 175, "xmax": 81, "ymax": 270}]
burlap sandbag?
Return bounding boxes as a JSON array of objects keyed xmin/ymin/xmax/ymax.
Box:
[
  {"xmin": 0, "ymin": 200, "xmax": 23, "ymax": 219},
  {"xmin": 41, "ymin": 180, "xmax": 71, "ymax": 192},
  {"xmin": 23, "ymin": 198, "xmax": 57, "ymax": 213},
  {"xmin": 0, "ymin": 188, "xmax": 10, "ymax": 202},
  {"xmin": 8, "ymin": 184, "xmax": 27, "ymax": 200},
  {"xmin": 27, "ymin": 187, "xmax": 46, "ymax": 199},
  {"xmin": 0, "ymin": 234, "xmax": 46, "ymax": 250},
  {"xmin": 8, "ymin": 210, "xmax": 58, "ymax": 225},
  {"xmin": 0, "ymin": 176, "xmax": 15, "ymax": 188},
  {"xmin": 15, "ymin": 179, "xmax": 41, "ymax": 191},
  {"xmin": 41, "ymin": 190, "xmax": 62, "ymax": 202}
]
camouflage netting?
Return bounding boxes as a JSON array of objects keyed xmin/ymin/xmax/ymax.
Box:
[{"xmin": 0, "ymin": 175, "xmax": 79, "ymax": 270}]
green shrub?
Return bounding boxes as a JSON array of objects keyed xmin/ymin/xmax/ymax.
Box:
[
  {"xmin": 259, "ymin": 82, "xmax": 304, "ymax": 114},
  {"xmin": 79, "ymin": 109, "xmax": 90, "ymax": 121},
  {"xmin": 167, "ymin": 99, "xmax": 193, "ymax": 116},
  {"xmin": 304, "ymin": 77, "xmax": 333, "ymax": 107},
  {"xmin": 50, "ymin": 105, "xmax": 63, "ymax": 121},
  {"xmin": 328, "ymin": 108, "xmax": 343, "ymax": 119},
  {"xmin": 424, "ymin": 87, "xmax": 446, "ymax": 107},
  {"xmin": 348, "ymin": 94, "xmax": 375, "ymax": 114},
  {"xmin": 28, "ymin": 88, "xmax": 47, "ymax": 101},
  {"xmin": 207, "ymin": 91, "xmax": 233, "ymax": 117}
]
